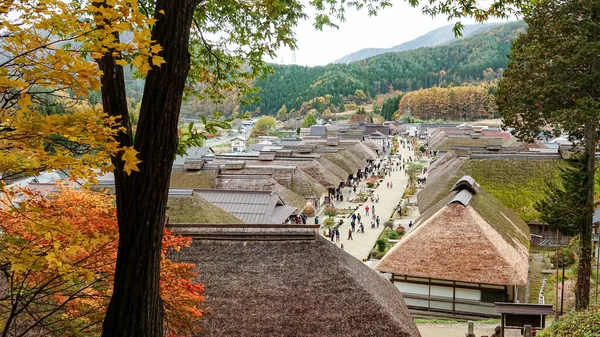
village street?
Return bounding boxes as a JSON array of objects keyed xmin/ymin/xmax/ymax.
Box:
[{"xmin": 312, "ymin": 138, "xmax": 423, "ymax": 261}]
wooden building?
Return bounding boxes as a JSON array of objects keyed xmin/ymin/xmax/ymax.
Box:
[{"xmin": 376, "ymin": 176, "xmax": 530, "ymax": 317}]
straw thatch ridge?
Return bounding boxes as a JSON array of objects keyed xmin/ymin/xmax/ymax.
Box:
[
  {"xmin": 350, "ymin": 142, "xmax": 378, "ymax": 161},
  {"xmin": 173, "ymin": 233, "xmax": 421, "ymax": 337},
  {"xmin": 321, "ymin": 152, "xmax": 357, "ymax": 175},
  {"xmin": 290, "ymin": 170, "xmax": 327, "ymax": 199},
  {"xmin": 340, "ymin": 149, "xmax": 368, "ymax": 172},
  {"xmin": 377, "ymin": 182, "xmax": 529, "ymax": 286},
  {"xmin": 167, "ymin": 194, "xmax": 243, "ymax": 224},
  {"xmin": 416, "ymin": 155, "xmax": 466, "ymax": 213},
  {"xmin": 317, "ymin": 156, "xmax": 350, "ymax": 181}
]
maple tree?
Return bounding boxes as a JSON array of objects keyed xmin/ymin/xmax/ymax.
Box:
[{"xmin": 0, "ymin": 187, "xmax": 203, "ymax": 337}]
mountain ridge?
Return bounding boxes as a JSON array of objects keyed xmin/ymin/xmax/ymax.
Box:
[{"xmin": 333, "ymin": 22, "xmax": 507, "ymax": 64}]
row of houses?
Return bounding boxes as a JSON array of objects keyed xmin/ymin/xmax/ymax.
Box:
[{"xmin": 168, "ymin": 136, "xmax": 379, "ymax": 224}]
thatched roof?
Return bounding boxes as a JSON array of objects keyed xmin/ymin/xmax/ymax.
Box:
[
  {"xmin": 170, "ymin": 169, "xmax": 218, "ymax": 189},
  {"xmin": 290, "ymin": 169, "xmax": 327, "ymax": 199},
  {"xmin": 418, "ymin": 153, "xmax": 564, "ymax": 222},
  {"xmin": 167, "ymin": 193, "xmax": 242, "ymax": 224},
  {"xmin": 321, "ymin": 152, "xmax": 360, "ymax": 175},
  {"xmin": 317, "ymin": 156, "xmax": 350, "ymax": 181},
  {"xmin": 432, "ymin": 136, "xmax": 505, "ymax": 152},
  {"xmin": 377, "ymin": 177, "xmax": 529, "ymax": 286},
  {"xmin": 349, "ymin": 142, "xmax": 378, "ymax": 161},
  {"xmin": 363, "ymin": 139, "xmax": 383, "ymax": 152},
  {"xmin": 339, "ymin": 149, "xmax": 368, "ymax": 172},
  {"xmin": 172, "ymin": 226, "xmax": 421, "ymax": 337}
]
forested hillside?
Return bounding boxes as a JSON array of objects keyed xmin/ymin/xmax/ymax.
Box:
[
  {"xmin": 334, "ymin": 22, "xmax": 504, "ymax": 64},
  {"xmin": 243, "ymin": 21, "xmax": 526, "ymax": 115}
]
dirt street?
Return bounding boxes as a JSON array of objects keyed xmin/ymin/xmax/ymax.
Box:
[{"xmin": 417, "ymin": 323, "xmax": 523, "ymax": 337}]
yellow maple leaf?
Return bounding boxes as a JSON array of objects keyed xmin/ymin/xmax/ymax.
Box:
[
  {"xmin": 152, "ymin": 55, "xmax": 166, "ymax": 67},
  {"xmin": 121, "ymin": 146, "xmax": 142, "ymax": 175},
  {"xmin": 150, "ymin": 44, "xmax": 162, "ymax": 54},
  {"xmin": 115, "ymin": 59, "xmax": 128, "ymax": 66}
]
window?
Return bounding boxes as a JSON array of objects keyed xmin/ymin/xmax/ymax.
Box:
[{"xmin": 481, "ymin": 290, "xmax": 508, "ymax": 303}]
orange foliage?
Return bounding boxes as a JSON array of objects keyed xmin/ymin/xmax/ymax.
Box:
[{"xmin": 0, "ymin": 187, "xmax": 203, "ymax": 336}]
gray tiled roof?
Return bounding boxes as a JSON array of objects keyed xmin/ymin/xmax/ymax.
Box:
[{"xmin": 194, "ymin": 189, "xmax": 295, "ymax": 224}]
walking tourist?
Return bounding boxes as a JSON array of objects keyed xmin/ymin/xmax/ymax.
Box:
[
  {"xmin": 365, "ymin": 205, "xmax": 370, "ymax": 216},
  {"xmin": 314, "ymin": 216, "xmax": 319, "ymax": 225},
  {"xmin": 408, "ymin": 221, "xmax": 413, "ymax": 228},
  {"xmin": 348, "ymin": 229, "xmax": 353, "ymax": 240},
  {"xmin": 357, "ymin": 213, "xmax": 362, "ymax": 222},
  {"xmin": 335, "ymin": 228, "xmax": 340, "ymax": 242},
  {"xmin": 351, "ymin": 220, "xmax": 356, "ymax": 232},
  {"xmin": 376, "ymin": 216, "xmax": 380, "ymax": 227}
]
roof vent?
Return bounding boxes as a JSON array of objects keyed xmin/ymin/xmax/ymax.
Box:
[
  {"xmin": 448, "ymin": 189, "xmax": 473, "ymax": 206},
  {"xmin": 451, "ymin": 176, "xmax": 477, "ymax": 195}
]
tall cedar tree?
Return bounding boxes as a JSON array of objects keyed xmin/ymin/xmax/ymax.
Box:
[
  {"xmin": 498, "ymin": 0, "xmax": 600, "ymax": 310},
  {"xmin": 536, "ymin": 159, "xmax": 586, "ymax": 237}
]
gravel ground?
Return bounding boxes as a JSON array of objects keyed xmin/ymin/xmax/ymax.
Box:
[{"xmin": 417, "ymin": 323, "xmax": 523, "ymax": 337}]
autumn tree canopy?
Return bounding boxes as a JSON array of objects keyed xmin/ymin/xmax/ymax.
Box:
[
  {"xmin": 396, "ymin": 85, "xmax": 498, "ymax": 121},
  {"xmin": 0, "ymin": 187, "xmax": 203, "ymax": 337}
]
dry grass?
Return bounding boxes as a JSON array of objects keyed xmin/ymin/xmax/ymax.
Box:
[{"xmin": 167, "ymin": 195, "xmax": 242, "ymax": 224}]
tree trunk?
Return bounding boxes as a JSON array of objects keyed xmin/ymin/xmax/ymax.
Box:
[
  {"xmin": 576, "ymin": 120, "xmax": 595, "ymax": 311},
  {"xmin": 100, "ymin": 0, "xmax": 198, "ymax": 335}
]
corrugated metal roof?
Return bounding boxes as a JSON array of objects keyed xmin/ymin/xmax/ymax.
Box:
[{"xmin": 193, "ymin": 189, "xmax": 293, "ymax": 224}]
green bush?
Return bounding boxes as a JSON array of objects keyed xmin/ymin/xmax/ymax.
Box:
[
  {"xmin": 376, "ymin": 239, "xmax": 387, "ymax": 252},
  {"xmin": 388, "ymin": 232, "xmax": 399, "ymax": 239},
  {"xmin": 324, "ymin": 206, "xmax": 337, "ymax": 218},
  {"xmin": 537, "ymin": 307, "xmax": 600, "ymax": 337},
  {"xmin": 323, "ymin": 218, "xmax": 334, "ymax": 227},
  {"xmin": 550, "ymin": 247, "xmax": 577, "ymax": 267}
]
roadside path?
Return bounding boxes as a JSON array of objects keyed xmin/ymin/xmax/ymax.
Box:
[{"xmin": 316, "ymin": 139, "xmax": 421, "ymax": 260}]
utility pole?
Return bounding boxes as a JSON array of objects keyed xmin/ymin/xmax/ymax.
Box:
[{"xmin": 561, "ymin": 254, "xmax": 565, "ymax": 316}]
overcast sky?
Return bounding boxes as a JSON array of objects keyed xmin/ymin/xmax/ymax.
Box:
[{"xmin": 274, "ymin": 2, "xmax": 515, "ymax": 66}]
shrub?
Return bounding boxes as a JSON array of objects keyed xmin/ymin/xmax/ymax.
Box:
[
  {"xmin": 550, "ymin": 247, "xmax": 577, "ymax": 267},
  {"xmin": 395, "ymin": 226, "xmax": 406, "ymax": 236},
  {"xmin": 323, "ymin": 218, "xmax": 334, "ymax": 227},
  {"xmin": 537, "ymin": 307, "xmax": 600, "ymax": 337},
  {"xmin": 388, "ymin": 232, "xmax": 399, "ymax": 239},
  {"xmin": 365, "ymin": 177, "xmax": 378, "ymax": 188},
  {"xmin": 324, "ymin": 206, "xmax": 337, "ymax": 218},
  {"xmin": 376, "ymin": 239, "xmax": 387, "ymax": 252}
]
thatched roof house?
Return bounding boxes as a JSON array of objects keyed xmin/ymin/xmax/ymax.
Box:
[
  {"xmin": 167, "ymin": 193, "xmax": 242, "ymax": 224},
  {"xmin": 376, "ymin": 176, "xmax": 530, "ymax": 316},
  {"xmin": 171, "ymin": 225, "xmax": 421, "ymax": 337}
]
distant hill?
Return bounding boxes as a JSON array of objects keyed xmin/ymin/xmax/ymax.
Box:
[
  {"xmin": 333, "ymin": 22, "xmax": 506, "ymax": 64},
  {"xmin": 243, "ymin": 21, "xmax": 527, "ymax": 115}
]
